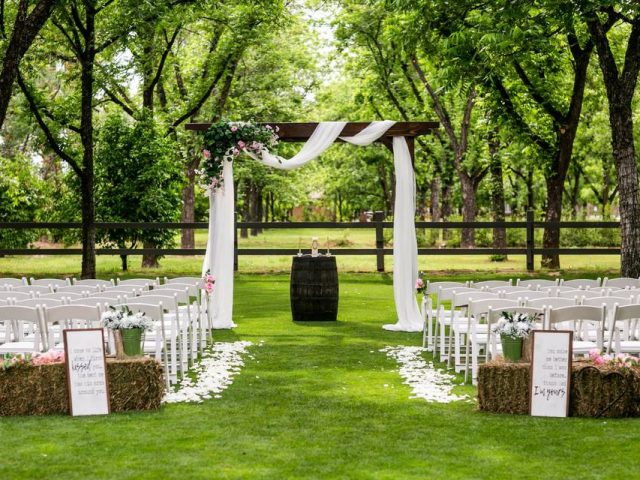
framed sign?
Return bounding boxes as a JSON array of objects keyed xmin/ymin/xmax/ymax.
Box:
[
  {"xmin": 63, "ymin": 329, "xmax": 110, "ymax": 416},
  {"xmin": 529, "ymin": 330, "xmax": 573, "ymax": 418}
]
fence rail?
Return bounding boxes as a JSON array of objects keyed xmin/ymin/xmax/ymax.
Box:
[{"xmin": 0, "ymin": 210, "xmax": 622, "ymax": 272}]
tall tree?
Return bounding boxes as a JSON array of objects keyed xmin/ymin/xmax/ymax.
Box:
[{"xmin": 577, "ymin": 2, "xmax": 640, "ymax": 276}]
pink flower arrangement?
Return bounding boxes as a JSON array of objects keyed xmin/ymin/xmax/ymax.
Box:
[
  {"xmin": 203, "ymin": 149, "xmax": 211, "ymax": 159},
  {"xmin": 415, "ymin": 272, "xmax": 426, "ymax": 294},
  {"xmin": 32, "ymin": 349, "xmax": 65, "ymax": 366},
  {"xmin": 230, "ymin": 125, "xmax": 238, "ymax": 132},
  {"xmin": 588, "ymin": 349, "xmax": 640, "ymax": 368},
  {"xmin": 1, "ymin": 353, "xmax": 32, "ymax": 370},
  {"xmin": 237, "ymin": 140, "xmax": 246, "ymax": 149},
  {"xmin": 202, "ymin": 272, "xmax": 215, "ymax": 294}
]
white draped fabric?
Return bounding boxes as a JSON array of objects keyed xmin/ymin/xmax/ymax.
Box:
[{"xmin": 202, "ymin": 121, "xmax": 424, "ymax": 332}]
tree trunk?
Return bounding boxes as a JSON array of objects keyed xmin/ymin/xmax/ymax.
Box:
[
  {"xmin": 570, "ymin": 163, "xmax": 580, "ymax": 220},
  {"xmin": 488, "ymin": 132, "xmax": 507, "ymax": 255},
  {"xmin": 541, "ymin": 176, "xmax": 562, "ymax": 269},
  {"xmin": 180, "ymin": 158, "xmax": 197, "ymax": 248},
  {"xmin": 120, "ymin": 255, "xmax": 128, "ymax": 271},
  {"xmin": 0, "ymin": 0, "xmax": 57, "ymax": 130},
  {"xmin": 141, "ymin": 241, "xmax": 160, "ymax": 268},
  {"xmin": 80, "ymin": 1, "xmax": 96, "ymax": 279},
  {"xmin": 610, "ymin": 103, "xmax": 640, "ymax": 277},
  {"xmin": 459, "ymin": 170, "xmax": 476, "ymax": 248}
]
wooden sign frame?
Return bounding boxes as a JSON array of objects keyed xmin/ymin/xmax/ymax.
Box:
[
  {"xmin": 529, "ymin": 330, "xmax": 573, "ymax": 418},
  {"xmin": 63, "ymin": 328, "xmax": 110, "ymax": 416}
]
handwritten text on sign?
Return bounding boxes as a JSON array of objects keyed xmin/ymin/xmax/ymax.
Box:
[
  {"xmin": 64, "ymin": 329, "xmax": 110, "ymax": 416},
  {"xmin": 530, "ymin": 331, "xmax": 572, "ymax": 417}
]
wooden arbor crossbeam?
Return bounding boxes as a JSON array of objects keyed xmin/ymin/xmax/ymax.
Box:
[{"xmin": 186, "ymin": 121, "xmax": 439, "ymax": 160}]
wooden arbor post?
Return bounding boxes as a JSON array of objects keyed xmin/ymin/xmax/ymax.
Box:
[{"xmin": 186, "ymin": 121, "xmax": 439, "ymax": 270}]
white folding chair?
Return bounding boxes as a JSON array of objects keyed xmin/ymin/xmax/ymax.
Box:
[
  {"xmin": 0, "ymin": 291, "xmax": 31, "ymax": 302},
  {"xmin": 465, "ymin": 298, "xmax": 519, "ymax": 384},
  {"xmin": 125, "ymin": 302, "xmax": 171, "ymax": 389},
  {"xmin": 449, "ymin": 291, "xmax": 499, "ymax": 369},
  {"xmin": 56, "ymin": 285, "xmax": 99, "ymax": 295},
  {"xmin": 93, "ymin": 288, "xmax": 141, "ymax": 298},
  {"xmin": 539, "ymin": 285, "xmax": 576, "ymax": 296},
  {"xmin": 602, "ymin": 277, "xmax": 640, "ymax": 289},
  {"xmin": 560, "ymin": 278, "xmax": 602, "ymax": 289},
  {"xmin": 116, "ymin": 278, "xmax": 158, "ymax": 290},
  {"xmin": 516, "ymin": 278, "xmax": 558, "ymax": 289},
  {"xmin": 0, "ymin": 277, "xmax": 28, "ymax": 288},
  {"xmin": 41, "ymin": 304, "xmax": 103, "ymax": 351},
  {"xmin": 72, "ymin": 278, "xmax": 115, "ymax": 290},
  {"xmin": 0, "ymin": 305, "xmax": 45, "ymax": 354},
  {"xmin": 609, "ymin": 304, "xmax": 640, "ymax": 355},
  {"xmin": 490, "ymin": 286, "xmax": 530, "ymax": 295},
  {"xmin": 37, "ymin": 291, "xmax": 84, "ymax": 301},
  {"xmin": 525, "ymin": 297, "xmax": 576, "ymax": 312},
  {"xmin": 11, "ymin": 285, "xmax": 52, "ymax": 296},
  {"xmin": 421, "ymin": 281, "xmax": 468, "ymax": 350},
  {"xmin": 547, "ymin": 305, "xmax": 606, "ymax": 355},
  {"xmin": 516, "ymin": 290, "xmax": 552, "ymax": 302},
  {"xmin": 470, "ymin": 280, "xmax": 512, "ymax": 289},
  {"xmin": 582, "ymin": 296, "xmax": 631, "ymax": 347},
  {"xmin": 163, "ymin": 277, "xmax": 201, "ymax": 287},
  {"xmin": 434, "ymin": 286, "xmax": 478, "ymax": 361},
  {"xmin": 30, "ymin": 278, "xmax": 70, "ymax": 288}
]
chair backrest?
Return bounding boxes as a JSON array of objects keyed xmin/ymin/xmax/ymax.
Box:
[
  {"xmin": 72, "ymin": 278, "xmax": 115, "ymax": 289},
  {"xmin": 437, "ymin": 286, "xmax": 477, "ymax": 303},
  {"xmin": 69, "ymin": 297, "xmax": 113, "ymax": 308},
  {"xmin": 0, "ymin": 305, "xmax": 44, "ymax": 350},
  {"xmin": 154, "ymin": 283, "xmax": 198, "ymax": 298},
  {"xmin": 95, "ymin": 288, "xmax": 140, "ymax": 298},
  {"xmin": 127, "ymin": 293, "xmax": 179, "ymax": 312},
  {"xmin": 0, "ymin": 277, "xmax": 28, "ymax": 287},
  {"xmin": 490, "ymin": 286, "xmax": 530, "ymax": 294},
  {"xmin": 602, "ymin": 277, "xmax": 640, "ymax": 289},
  {"xmin": 0, "ymin": 291, "xmax": 31, "ymax": 301},
  {"xmin": 124, "ymin": 302, "xmax": 164, "ymax": 323},
  {"xmin": 116, "ymin": 278, "xmax": 158, "ymax": 289},
  {"xmin": 557, "ymin": 289, "xmax": 601, "ymax": 300},
  {"xmin": 560, "ymin": 278, "xmax": 602, "ymax": 289},
  {"xmin": 164, "ymin": 276, "xmax": 201, "ymax": 286},
  {"xmin": 488, "ymin": 306, "xmax": 545, "ymax": 330},
  {"xmin": 141, "ymin": 287, "xmax": 189, "ymax": 304},
  {"xmin": 426, "ymin": 281, "xmax": 468, "ymax": 295},
  {"xmin": 581, "ymin": 296, "xmax": 631, "ymax": 309},
  {"xmin": 42, "ymin": 304, "xmax": 103, "ymax": 349},
  {"xmin": 539, "ymin": 285, "xmax": 575, "ymax": 296},
  {"xmin": 514, "ymin": 290, "xmax": 549, "ymax": 301},
  {"xmin": 11, "ymin": 285, "xmax": 52, "ymax": 295},
  {"xmin": 468, "ymin": 298, "xmax": 519, "ymax": 318},
  {"xmin": 38, "ymin": 291, "xmax": 83, "ymax": 300},
  {"xmin": 453, "ymin": 291, "xmax": 499, "ymax": 308},
  {"xmin": 56, "ymin": 285, "xmax": 99, "ymax": 294},
  {"xmin": 606, "ymin": 288, "xmax": 637, "ymax": 299},
  {"xmin": 30, "ymin": 278, "xmax": 70, "ymax": 287},
  {"xmin": 526, "ymin": 297, "xmax": 576, "ymax": 309},
  {"xmin": 499, "ymin": 291, "xmax": 530, "ymax": 303},
  {"xmin": 15, "ymin": 297, "xmax": 63, "ymax": 308},
  {"xmin": 470, "ymin": 280, "xmax": 512, "ymax": 289},
  {"xmin": 516, "ymin": 278, "xmax": 558, "ymax": 289},
  {"xmin": 548, "ymin": 305, "xmax": 606, "ymax": 346}
]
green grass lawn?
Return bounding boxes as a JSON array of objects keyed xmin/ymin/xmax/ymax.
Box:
[{"xmin": 0, "ymin": 273, "xmax": 638, "ymax": 479}]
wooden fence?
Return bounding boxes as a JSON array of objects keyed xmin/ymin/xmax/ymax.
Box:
[{"xmin": 0, "ymin": 211, "xmax": 620, "ymax": 271}]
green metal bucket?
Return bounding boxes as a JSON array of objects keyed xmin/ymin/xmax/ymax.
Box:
[
  {"xmin": 121, "ymin": 328, "xmax": 143, "ymax": 357},
  {"xmin": 501, "ymin": 335, "xmax": 523, "ymax": 362}
]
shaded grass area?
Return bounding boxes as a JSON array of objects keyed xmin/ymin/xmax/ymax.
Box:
[{"xmin": 0, "ymin": 274, "xmax": 638, "ymax": 479}]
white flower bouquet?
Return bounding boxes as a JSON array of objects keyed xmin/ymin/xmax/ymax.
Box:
[
  {"xmin": 491, "ymin": 311, "xmax": 539, "ymax": 339},
  {"xmin": 101, "ymin": 306, "xmax": 154, "ymax": 331}
]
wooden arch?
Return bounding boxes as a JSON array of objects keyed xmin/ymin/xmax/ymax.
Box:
[{"xmin": 185, "ymin": 121, "xmax": 439, "ymax": 162}]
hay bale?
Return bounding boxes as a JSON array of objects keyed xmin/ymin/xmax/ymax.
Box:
[
  {"xmin": 0, "ymin": 358, "xmax": 164, "ymax": 416},
  {"xmin": 478, "ymin": 361, "xmax": 640, "ymax": 418}
]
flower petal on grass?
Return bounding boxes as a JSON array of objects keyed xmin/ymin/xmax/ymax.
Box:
[{"xmin": 381, "ymin": 346, "xmax": 468, "ymax": 403}]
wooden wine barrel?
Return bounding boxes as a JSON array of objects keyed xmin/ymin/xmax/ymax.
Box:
[{"xmin": 290, "ymin": 255, "xmax": 339, "ymax": 321}]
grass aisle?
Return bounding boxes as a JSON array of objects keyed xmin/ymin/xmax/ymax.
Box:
[{"xmin": 0, "ymin": 274, "xmax": 638, "ymax": 479}]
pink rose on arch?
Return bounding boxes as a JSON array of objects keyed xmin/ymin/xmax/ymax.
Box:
[
  {"xmin": 416, "ymin": 278, "xmax": 424, "ymax": 290},
  {"xmin": 203, "ymin": 149, "xmax": 211, "ymax": 159},
  {"xmin": 237, "ymin": 140, "xmax": 246, "ymax": 149},
  {"xmin": 230, "ymin": 125, "xmax": 238, "ymax": 132}
]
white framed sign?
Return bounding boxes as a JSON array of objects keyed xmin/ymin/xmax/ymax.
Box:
[
  {"xmin": 529, "ymin": 330, "xmax": 573, "ymax": 418},
  {"xmin": 63, "ymin": 329, "xmax": 110, "ymax": 416}
]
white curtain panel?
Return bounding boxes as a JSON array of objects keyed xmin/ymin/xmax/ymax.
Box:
[{"xmin": 203, "ymin": 121, "xmax": 422, "ymax": 331}]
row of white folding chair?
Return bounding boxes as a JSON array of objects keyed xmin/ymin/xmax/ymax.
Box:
[{"xmin": 603, "ymin": 277, "xmax": 640, "ymax": 289}]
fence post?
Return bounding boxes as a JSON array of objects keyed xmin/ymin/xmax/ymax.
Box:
[
  {"xmin": 234, "ymin": 212, "xmax": 238, "ymax": 272},
  {"xmin": 373, "ymin": 211, "xmax": 385, "ymax": 272},
  {"xmin": 526, "ymin": 209, "xmax": 534, "ymax": 271}
]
